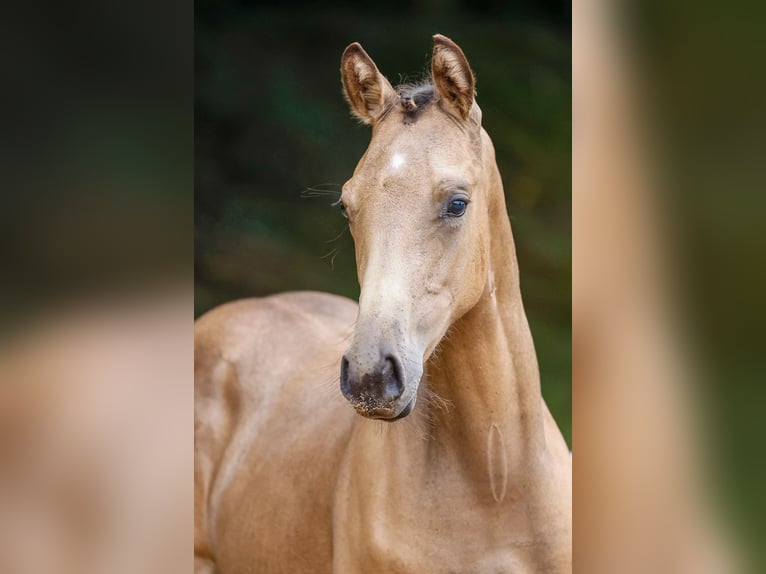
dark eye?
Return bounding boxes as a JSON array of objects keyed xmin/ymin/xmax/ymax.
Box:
[
  {"xmin": 334, "ymin": 200, "xmax": 348, "ymax": 219},
  {"xmin": 446, "ymin": 198, "xmax": 468, "ymax": 217}
]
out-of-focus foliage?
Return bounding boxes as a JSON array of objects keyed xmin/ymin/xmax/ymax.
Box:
[{"xmin": 195, "ymin": 1, "xmax": 571, "ymax": 443}]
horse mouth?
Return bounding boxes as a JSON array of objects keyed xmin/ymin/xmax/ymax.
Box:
[
  {"xmin": 353, "ymin": 397, "xmax": 415, "ymax": 421},
  {"xmin": 388, "ymin": 398, "xmax": 414, "ymax": 421}
]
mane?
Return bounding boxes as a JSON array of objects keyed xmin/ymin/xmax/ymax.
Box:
[{"xmin": 392, "ymin": 82, "xmax": 435, "ymax": 123}]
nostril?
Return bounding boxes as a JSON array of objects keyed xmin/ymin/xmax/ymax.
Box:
[
  {"xmin": 339, "ymin": 356, "xmax": 351, "ymax": 398},
  {"xmin": 382, "ymin": 354, "xmax": 405, "ymax": 400}
]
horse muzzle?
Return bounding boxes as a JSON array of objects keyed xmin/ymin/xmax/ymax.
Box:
[{"xmin": 339, "ymin": 351, "xmax": 415, "ymax": 420}]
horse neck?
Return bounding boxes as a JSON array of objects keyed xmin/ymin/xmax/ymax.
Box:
[{"xmin": 421, "ymin": 145, "xmax": 546, "ymax": 479}]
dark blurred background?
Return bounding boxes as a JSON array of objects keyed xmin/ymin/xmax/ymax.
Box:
[{"xmin": 195, "ymin": 0, "xmax": 571, "ymax": 444}]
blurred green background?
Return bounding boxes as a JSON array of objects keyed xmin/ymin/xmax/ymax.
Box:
[{"xmin": 195, "ymin": 0, "xmax": 571, "ymax": 444}]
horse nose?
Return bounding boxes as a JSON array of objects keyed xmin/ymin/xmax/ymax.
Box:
[{"xmin": 340, "ymin": 352, "xmax": 405, "ymax": 404}]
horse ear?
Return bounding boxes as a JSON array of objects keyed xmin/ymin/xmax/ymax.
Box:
[
  {"xmin": 341, "ymin": 43, "xmax": 397, "ymax": 125},
  {"xmin": 431, "ymin": 34, "xmax": 476, "ymax": 121}
]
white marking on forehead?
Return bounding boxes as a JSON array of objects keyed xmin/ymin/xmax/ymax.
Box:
[{"xmin": 390, "ymin": 153, "xmax": 406, "ymax": 170}]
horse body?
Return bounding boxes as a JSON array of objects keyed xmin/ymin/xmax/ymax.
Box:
[
  {"xmin": 195, "ymin": 35, "xmax": 571, "ymax": 573},
  {"xmin": 194, "ymin": 293, "xmax": 357, "ymax": 573}
]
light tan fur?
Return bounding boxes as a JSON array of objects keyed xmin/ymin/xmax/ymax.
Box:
[{"xmin": 195, "ymin": 35, "xmax": 571, "ymax": 573}]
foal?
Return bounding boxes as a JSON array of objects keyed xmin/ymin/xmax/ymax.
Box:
[{"xmin": 195, "ymin": 35, "xmax": 571, "ymax": 573}]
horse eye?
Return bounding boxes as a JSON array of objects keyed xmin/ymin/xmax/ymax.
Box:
[
  {"xmin": 335, "ymin": 200, "xmax": 348, "ymax": 219},
  {"xmin": 446, "ymin": 198, "xmax": 468, "ymax": 217}
]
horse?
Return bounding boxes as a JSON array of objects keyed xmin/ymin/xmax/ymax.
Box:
[{"xmin": 194, "ymin": 34, "xmax": 572, "ymax": 573}]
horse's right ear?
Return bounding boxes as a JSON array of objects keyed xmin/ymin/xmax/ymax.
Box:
[{"xmin": 341, "ymin": 43, "xmax": 397, "ymax": 125}]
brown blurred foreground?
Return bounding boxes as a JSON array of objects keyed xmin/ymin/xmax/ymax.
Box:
[
  {"xmin": 574, "ymin": 0, "xmax": 743, "ymax": 572},
  {"xmin": 0, "ymin": 290, "xmax": 192, "ymax": 574}
]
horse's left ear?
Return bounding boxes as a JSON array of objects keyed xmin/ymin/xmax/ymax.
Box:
[{"xmin": 431, "ymin": 34, "xmax": 476, "ymax": 121}]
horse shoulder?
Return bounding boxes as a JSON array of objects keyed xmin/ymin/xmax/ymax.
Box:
[{"xmin": 194, "ymin": 292, "xmax": 358, "ymax": 573}]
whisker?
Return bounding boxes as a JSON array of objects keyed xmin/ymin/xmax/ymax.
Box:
[
  {"xmin": 325, "ymin": 224, "xmax": 350, "ymax": 244},
  {"xmin": 300, "ymin": 186, "xmax": 342, "ymax": 202},
  {"xmin": 423, "ymin": 387, "xmax": 452, "ymax": 415},
  {"xmin": 319, "ymin": 247, "xmax": 340, "ymax": 271},
  {"xmin": 320, "ymin": 247, "xmax": 338, "ymax": 260},
  {"xmin": 299, "ymin": 183, "xmax": 342, "ymax": 199}
]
